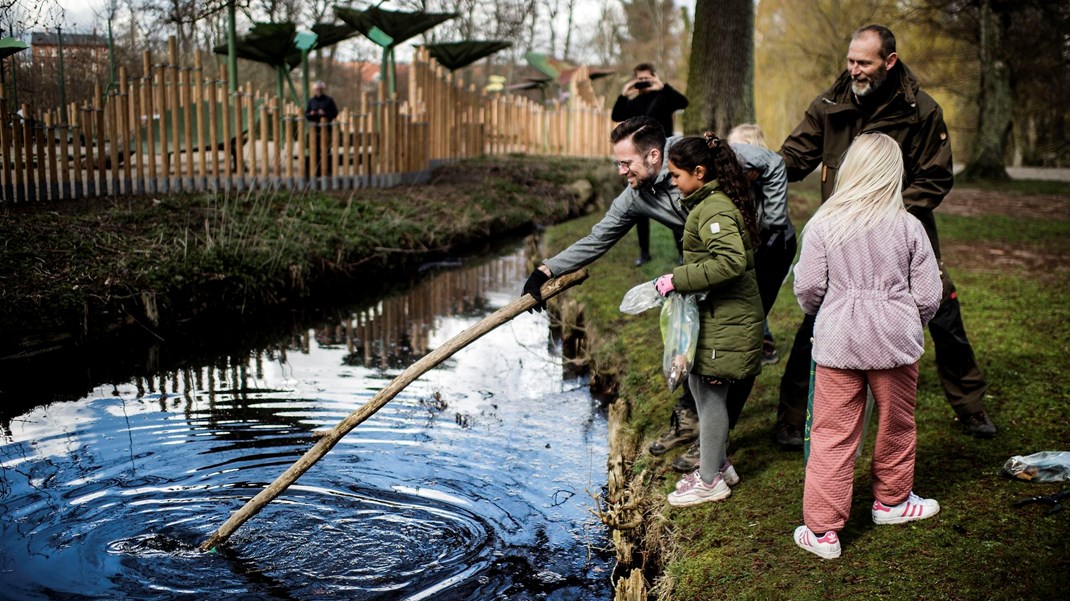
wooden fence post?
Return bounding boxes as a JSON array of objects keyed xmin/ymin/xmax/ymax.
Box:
[
  {"xmin": 284, "ymin": 108, "xmax": 294, "ymax": 186},
  {"xmin": 296, "ymin": 109, "xmax": 306, "ymax": 185},
  {"xmin": 118, "ymin": 67, "xmax": 132, "ymax": 195},
  {"xmin": 0, "ymin": 96, "xmax": 11, "ymax": 202},
  {"xmin": 258, "ymin": 95, "xmax": 268, "ymax": 181},
  {"xmin": 94, "ymin": 90, "xmax": 108, "ymax": 197},
  {"xmin": 247, "ymin": 84, "xmax": 258, "ymax": 189},
  {"xmin": 143, "ymin": 53, "xmax": 156, "ymax": 194},
  {"xmin": 44, "ymin": 112, "xmax": 58, "ymax": 200},
  {"xmin": 207, "ymin": 73, "xmax": 219, "ymax": 191},
  {"xmin": 182, "ymin": 67, "xmax": 195, "ymax": 188},
  {"xmin": 233, "ymin": 87, "xmax": 245, "ymax": 190},
  {"xmin": 21, "ymin": 103, "xmax": 36, "ymax": 202},
  {"xmin": 34, "ymin": 109, "xmax": 47, "ymax": 200},
  {"xmin": 168, "ymin": 38, "xmax": 183, "ymax": 192},
  {"xmin": 220, "ymin": 64, "xmax": 232, "ymax": 192},
  {"xmin": 58, "ymin": 111, "xmax": 71, "ymax": 199}
]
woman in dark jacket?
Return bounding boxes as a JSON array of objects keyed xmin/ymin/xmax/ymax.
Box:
[{"xmin": 654, "ymin": 134, "xmax": 764, "ymax": 507}]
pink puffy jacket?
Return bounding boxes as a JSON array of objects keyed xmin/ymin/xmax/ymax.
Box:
[{"xmin": 793, "ymin": 213, "xmax": 942, "ymax": 370}]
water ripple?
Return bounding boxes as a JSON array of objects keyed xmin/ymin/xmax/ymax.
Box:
[{"xmin": 0, "ymin": 245, "xmax": 611, "ymax": 599}]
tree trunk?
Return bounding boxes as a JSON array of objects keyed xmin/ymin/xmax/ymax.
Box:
[
  {"xmin": 961, "ymin": 0, "xmax": 1012, "ymax": 180},
  {"xmin": 681, "ymin": 0, "xmax": 754, "ymax": 136}
]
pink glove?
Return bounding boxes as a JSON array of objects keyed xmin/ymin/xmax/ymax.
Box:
[{"xmin": 655, "ymin": 274, "xmax": 675, "ymax": 296}]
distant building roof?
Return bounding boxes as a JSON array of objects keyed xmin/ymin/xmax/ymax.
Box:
[
  {"xmin": 335, "ymin": 60, "xmax": 411, "ymax": 83},
  {"xmin": 30, "ymin": 31, "xmax": 107, "ymax": 47}
]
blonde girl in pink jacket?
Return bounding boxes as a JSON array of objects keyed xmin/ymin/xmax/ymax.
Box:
[{"xmin": 791, "ymin": 133, "xmax": 943, "ymax": 559}]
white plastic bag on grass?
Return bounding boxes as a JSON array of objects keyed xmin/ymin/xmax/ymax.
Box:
[{"xmin": 1002, "ymin": 451, "xmax": 1070, "ymax": 483}]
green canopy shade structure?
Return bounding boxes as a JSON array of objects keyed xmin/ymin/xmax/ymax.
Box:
[
  {"xmin": 334, "ymin": 6, "xmax": 458, "ymax": 96},
  {"xmin": 334, "ymin": 6, "xmax": 457, "ymax": 47},
  {"xmin": 0, "ymin": 37, "xmax": 29, "ymax": 61},
  {"xmin": 506, "ymin": 77, "xmax": 552, "ymax": 91},
  {"xmin": 0, "ymin": 37, "xmax": 28, "ymax": 105},
  {"xmin": 213, "ymin": 22, "xmax": 302, "ymax": 71},
  {"xmin": 420, "ymin": 40, "xmax": 512, "ymax": 71},
  {"xmin": 524, "ymin": 52, "xmax": 614, "ymax": 84},
  {"xmin": 213, "ymin": 22, "xmax": 304, "ymax": 106},
  {"xmin": 310, "ymin": 22, "xmax": 359, "ymax": 49},
  {"xmin": 524, "ymin": 51, "xmax": 563, "ymax": 80}
]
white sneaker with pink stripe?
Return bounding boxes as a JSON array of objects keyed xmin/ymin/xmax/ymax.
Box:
[
  {"xmin": 794, "ymin": 525, "xmax": 841, "ymax": 559},
  {"xmin": 871, "ymin": 492, "xmax": 941, "ymax": 525}
]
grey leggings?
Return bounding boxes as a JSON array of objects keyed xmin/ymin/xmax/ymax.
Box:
[{"xmin": 688, "ymin": 373, "xmax": 731, "ymax": 484}]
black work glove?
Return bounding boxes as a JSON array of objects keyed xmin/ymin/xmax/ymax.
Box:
[{"xmin": 523, "ymin": 268, "xmax": 551, "ymax": 313}]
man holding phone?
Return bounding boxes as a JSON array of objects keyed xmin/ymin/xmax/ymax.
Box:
[{"xmin": 612, "ymin": 63, "xmax": 690, "ymax": 266}]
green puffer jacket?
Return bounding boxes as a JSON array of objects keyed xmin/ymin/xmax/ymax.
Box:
[{"xmin": 670, "ymin": 180, "xmax": 764, "ymax": 381}]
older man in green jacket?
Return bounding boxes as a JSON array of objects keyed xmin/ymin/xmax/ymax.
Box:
[{"xmin": 773, "ymin": 24, "xmax": 996, "ymax": 449}]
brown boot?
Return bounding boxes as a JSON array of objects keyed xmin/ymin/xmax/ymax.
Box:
[
  {"xmin": 672, "ymin": 441, "xmax": 701, "ymax": 472},
  {"xmin": 960, "ymin": 410, "xmax": 997, "ymax": 439},
  {"xmin": 649, "ymin": 407, "xmax": 699, "ymax": 456},
  {"xmin": 775, "ymin": 421, "xmax": 804, "ymax": 451}
]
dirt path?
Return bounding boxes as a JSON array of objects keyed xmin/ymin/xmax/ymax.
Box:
[
  {"xmin": 939, "ymin": 186, "xmax": 1069, "ymax": 282},
  {"xmin": 940, "ymin": 187, "xmax": 1070, "ymax": 220},
  {"xmin": 1006, "ymin": 166, "xmax": 1070, "ymax": 182}
]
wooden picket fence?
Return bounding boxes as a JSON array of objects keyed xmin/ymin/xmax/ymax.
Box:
[{"xmin": 0, "ymin": 41, "xmax": 612, "ymax": 204}]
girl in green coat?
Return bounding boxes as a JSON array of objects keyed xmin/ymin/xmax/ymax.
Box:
[{"xmin": 654, "ymin": 134, "xmax": 765, "ymax": 507}]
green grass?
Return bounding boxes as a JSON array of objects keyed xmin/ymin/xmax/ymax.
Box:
[
  {"xmin": 544, "ymin": 183, "xmax": 1070, "ymax": 600},
  {"xmin": 937, "ymin": 212, "xmax": 1070, "ymax": 247},
  {"xmin": 954, "ymin": 178, "xmax": 1070, "ymax": 195}
]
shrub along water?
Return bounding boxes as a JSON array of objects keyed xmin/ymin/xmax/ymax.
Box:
[{"xmin": 0, "ymin": 156, "xmax": 617, "ymax": 358}]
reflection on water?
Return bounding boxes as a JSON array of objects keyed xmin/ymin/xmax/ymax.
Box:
[{"xmin": 0, "ymin": 242, "xmax": 612, "ymax": 600}]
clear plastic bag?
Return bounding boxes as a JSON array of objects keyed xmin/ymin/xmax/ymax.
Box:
[
  {"xmin": 659, "ymin": 292, "xmax": 700, "ymax": 392},
  {"xmin": 619, "ymin": 280, "xmax": 664, "ymax": 314},
  {"xmin": 1001, "ymin": 451, "xmax": 1070, "ymax": 483}
]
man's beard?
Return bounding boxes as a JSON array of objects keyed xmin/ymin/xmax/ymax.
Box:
[
  {"xmin": 633, "ymin": 157, "xmax": 658, "ymax": 187},
  {"xmin": 852, "ymin": 65, "xmax": 888, "ymax": 97}
]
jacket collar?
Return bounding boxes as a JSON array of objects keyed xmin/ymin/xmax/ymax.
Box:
[
  {"xmin": 823, "ymin": 60, "xmax": 922, "ymax": 122},
  {"xmin": 648, "ymin": 136, "xmax": 680, "ymax": 191},
  {"xmin": 679, "ymin": 180, "xmax": 722, "ymax": 211}
]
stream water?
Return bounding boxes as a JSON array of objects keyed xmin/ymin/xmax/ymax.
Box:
[{"xmin": 0, "ymin": 242, "xmax": 613, "ymax": 600}]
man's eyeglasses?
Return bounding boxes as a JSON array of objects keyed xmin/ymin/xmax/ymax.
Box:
[{"xmin": 613, "ymin": 149, "xmax": 653, "ymax": 171}]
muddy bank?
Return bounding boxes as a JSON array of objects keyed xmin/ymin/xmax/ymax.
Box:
[{"xmin": 0, "ymin": 156, "xmax": 620, "ymax": 361}]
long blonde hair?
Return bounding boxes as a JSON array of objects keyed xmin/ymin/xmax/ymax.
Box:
[{"xmin": 804, "ymin": 132, "xmax": 906, "ymax": 247}]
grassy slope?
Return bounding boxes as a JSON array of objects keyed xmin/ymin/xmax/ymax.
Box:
[
  {"xmin": 544, "ymin": 180, "xmax": 1070, "ymax": 600},
  {"xmin": 0, "ymin": 156, "xmax": 615, "ymax": 352}
]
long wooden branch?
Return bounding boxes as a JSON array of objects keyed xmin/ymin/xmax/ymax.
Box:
[{"xmin": 199, "ymin": 268, "xmax": 588, "ymax": 552}]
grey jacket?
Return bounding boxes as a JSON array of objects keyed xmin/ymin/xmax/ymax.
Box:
[
  {"xmin": 544, "ymin": 138, "xmax": 789, "ymax": 276},
  {"xmin": 732, "ymin": 143, "xmax": 794, "ymax": 239}
]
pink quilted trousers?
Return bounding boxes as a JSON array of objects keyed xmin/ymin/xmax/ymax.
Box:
[{"xmin": 803, "ymin": 363, "xmax": 920, "ymax": 533}]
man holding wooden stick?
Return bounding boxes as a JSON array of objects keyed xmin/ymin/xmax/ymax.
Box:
[{"xmin": 524, "ymin": 116, "xmax": 789, "ymax": 473}]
